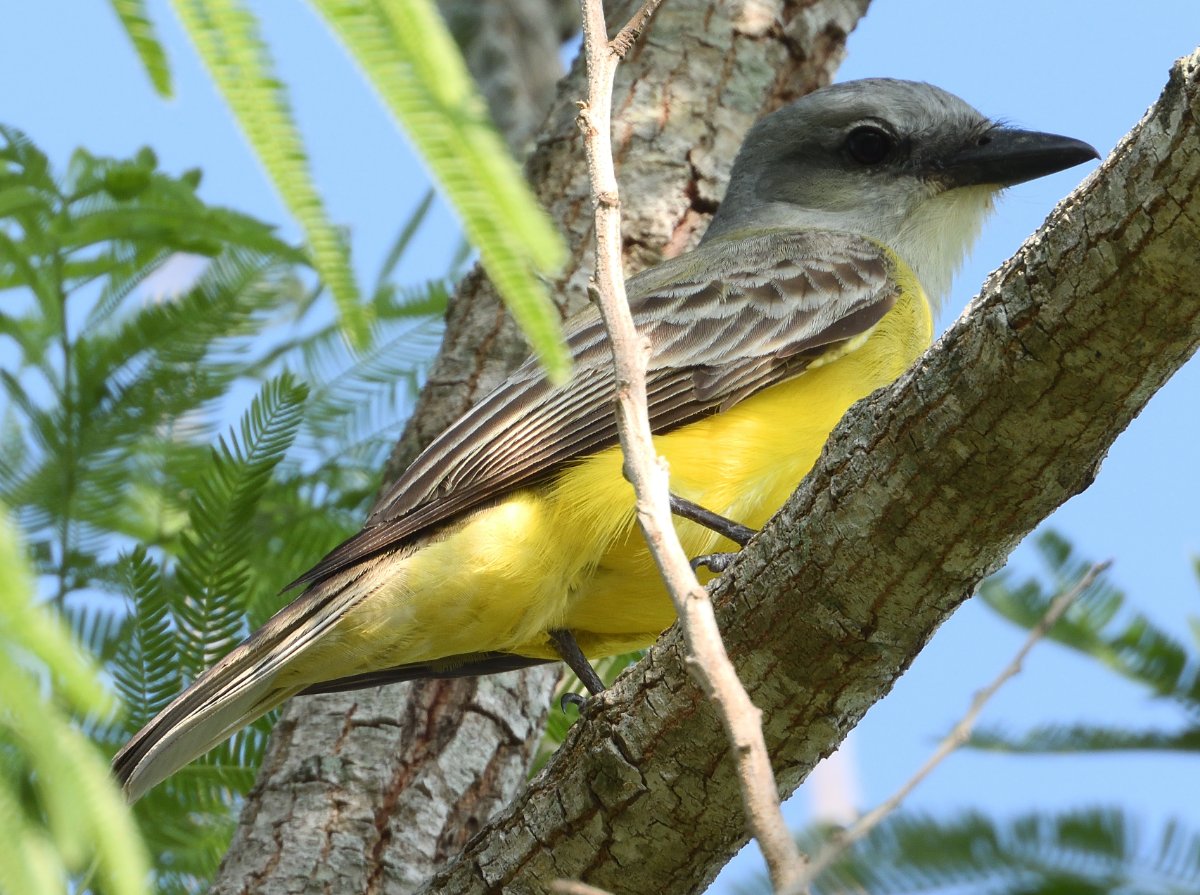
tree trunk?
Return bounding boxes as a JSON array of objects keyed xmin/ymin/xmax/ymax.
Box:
[{"xmin": 209, "ymin": 2, "xmax": 871, "ymax": 893}]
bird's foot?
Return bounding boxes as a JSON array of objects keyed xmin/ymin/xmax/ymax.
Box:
[
  {"xmin": 690, "ymin": 551, "xmax": 740, "ymax": 574},
  {"xmin": 670, "ymin": 493, "xmax": 757, "ymax": 574},
  {"xmin": 548, "ymin": 628, "xmax": 605, "ymax": 715}
]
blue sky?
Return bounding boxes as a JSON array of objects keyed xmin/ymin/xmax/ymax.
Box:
[{"xmin": 2, "ymin": 1, "xmax": 1197, "ymax": 890}]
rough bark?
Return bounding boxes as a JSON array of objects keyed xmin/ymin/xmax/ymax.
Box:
[
  {"xmin": 420, "ymin": 48, "xmax": 1200, "ymax": 895},
  {"xmin": 209, "ymin": 2, "xmax": 870, "ymax": 893},
  {"xmin": 437, "ymin": 0, "xmax": 580, "ymax": 155}
]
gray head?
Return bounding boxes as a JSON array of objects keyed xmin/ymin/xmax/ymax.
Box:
[{"xmin": 704, "ymin": 79, "xmax": 1097, "ymax": 306}]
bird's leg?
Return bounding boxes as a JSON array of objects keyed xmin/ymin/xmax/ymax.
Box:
[
  {"xmin": 668, "ymin": 493, "xmax": 755, "ymax": 546},
  {"xmin": 551, "ymin": 497, "xmax": 753, "ymax": 711},
  {"xmin": 548, "ymin": 628, "xmax": 606, "ymax": 712},
  {"xmin": 668, "ymin": 493, "xmax": 757, "ymax": 574}
]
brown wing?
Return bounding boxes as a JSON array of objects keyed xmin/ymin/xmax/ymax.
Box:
[{"xmin": 289, "ymin": 229, "xmax": 899, "ymax": 588}]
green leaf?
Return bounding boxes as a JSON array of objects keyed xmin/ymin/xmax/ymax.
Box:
[
  {"xmin": 0, "ymin": 125, "xmax": 53, "ymax": 188},
  {"xmin": 111, "ymin": 548, "xmax": 180, "ymax": 732},
  {"xmin": 0, "ymin": 183, "xmax": 51, "ymax": 219},
  {"xmin": 0, "ymin": 521, "xmax": 109, "ymax": 716},
  {"xmin": 790, "ymin": 809, "xmax": 1200, "ymax": 895},
  {"xmin": 979, "ymin": 532, "xmax": 1200, "ymax": 710},
  {"xmin": 60, "ymin": 205, "xmax": 292, "ymax": 258},
  {"xmin": 171, "ymin": 0, "xmax": 369, "ymax": 344},
  {"xmin": 968, "ymin": 723, "xmax": 1200, "ymax": 755},
  {"xmin": 309, "ymin": 0, "xmax": 570, "ymax": 381},
  {"xmin": 0, "ymin": 126, "xmax": 450, "ymax": 892},
  {"xmin": 174, "ymin": 373, "xmax": 308, "ymax": 677},
  {"xmin": 108, "ymin": 0, "xmax": 175, "ymax": 98},
  {"xmin": 0, "ymin": 229, "xmax": 54, "ymax": 310},
  {"xmin": 0, "ymin": 510, "xmax": 150, "ymax": 895}
]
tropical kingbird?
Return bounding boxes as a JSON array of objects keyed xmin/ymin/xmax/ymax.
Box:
[{"xmin": 114, "ymin": 79, "xmax": 1097, "ymax": 801}]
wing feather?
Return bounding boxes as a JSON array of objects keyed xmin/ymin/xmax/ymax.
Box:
[{"xmin": 290, "ymin": 229, "xmax": 899, "ymax": 588}]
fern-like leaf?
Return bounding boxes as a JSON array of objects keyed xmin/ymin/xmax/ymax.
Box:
[
  {"xmin": 0, "ymin": 511, "xmax": 149, "ymax": 895},
  {"xmin": 108, "ymin": 0, "xmax": 175, "ymax": 97},
  {"xmin": 968, "ymin": 723, "xmax": 1200, "ymax": 755},
  {"xmin": 111, "ymin": 547, "xmax": 181, "ymax": 734},
  {"xmin": 174, "ymin": 372, "xmax": 308, "ymax": 678},
  {"xmin": 980, "ymin": 532, "xmax": 1200, "ymax": 710},
  {"xmin": 786, "ymin": 809, "xmax": 1200, "ymax": 895},
  {"xmin": 170, "ymin": 0, "xmax": 368, "ymax": 344},
  {"xmin": 309, "ymin": 0, "xmax": 569, "ymax": 380}
]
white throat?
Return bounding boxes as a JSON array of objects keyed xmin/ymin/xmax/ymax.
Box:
[{"xmin": 885, "ymin": 185, "xmax": 997, "ymax": 310}]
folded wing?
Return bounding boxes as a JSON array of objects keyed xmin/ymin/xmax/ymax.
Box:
[{"xmin": 294, "ymin": 229, "xmax": 899, "ymax": 587}]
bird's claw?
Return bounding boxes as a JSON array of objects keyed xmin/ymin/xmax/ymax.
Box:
[
  {"xmin": 560, "ymin": 691, "xmax": 588, "ymax": 714},
  {"xmin": 691, "ymin": 551, "xmax": 738, "ymax": 574}
]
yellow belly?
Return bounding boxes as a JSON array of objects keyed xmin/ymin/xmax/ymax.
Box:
[{"xmin": 304, "ymin": 280, "xmax": 933, "ymax": 678}]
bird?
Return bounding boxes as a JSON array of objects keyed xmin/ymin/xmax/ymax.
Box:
[{"xmin": 113, "ymin": 79, "xmax": 1098, "ymax": 801}]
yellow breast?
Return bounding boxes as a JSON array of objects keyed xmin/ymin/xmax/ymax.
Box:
[
  {"xmin": 541, "ymin": 268, "xmax": 934, "ymax": 656},
  {"xmin": 308, "ymin": 265, "xmax": 933, "ymax": 676}
]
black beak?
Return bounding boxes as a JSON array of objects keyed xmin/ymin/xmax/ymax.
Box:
[{"xmin": 931, "ymin": 127, "xmax": 1100, "ymax": 189}]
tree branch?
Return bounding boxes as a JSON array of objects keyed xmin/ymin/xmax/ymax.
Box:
[
  {"xmin": 576, "ymin": 0, "xmax": 804, "ymax": 889},
  {"xmin": 418, "ymin": 47, "xmax": 1200, "ymax": 895}
]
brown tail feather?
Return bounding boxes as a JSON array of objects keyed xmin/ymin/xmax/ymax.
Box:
[{"xmin": 113, "ymin": 652, "xmax": 300, "ymax": 802}]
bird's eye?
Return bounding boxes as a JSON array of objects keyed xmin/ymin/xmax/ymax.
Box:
[{"xmin": 845, "ymin": 126, "xmax": 896, "ymax": 165}]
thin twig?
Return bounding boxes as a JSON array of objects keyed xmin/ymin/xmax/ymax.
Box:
[
  {"xmin": 576, "ymin": 1, "xmax": 807, "ymax": 891},
  {"xmin": 610, "ymin": 0, "xmax": 665, "ymax": 58},
  {"xmin": 784, "ymin": 560, "xmax": 1113, "ymax": 893}
]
